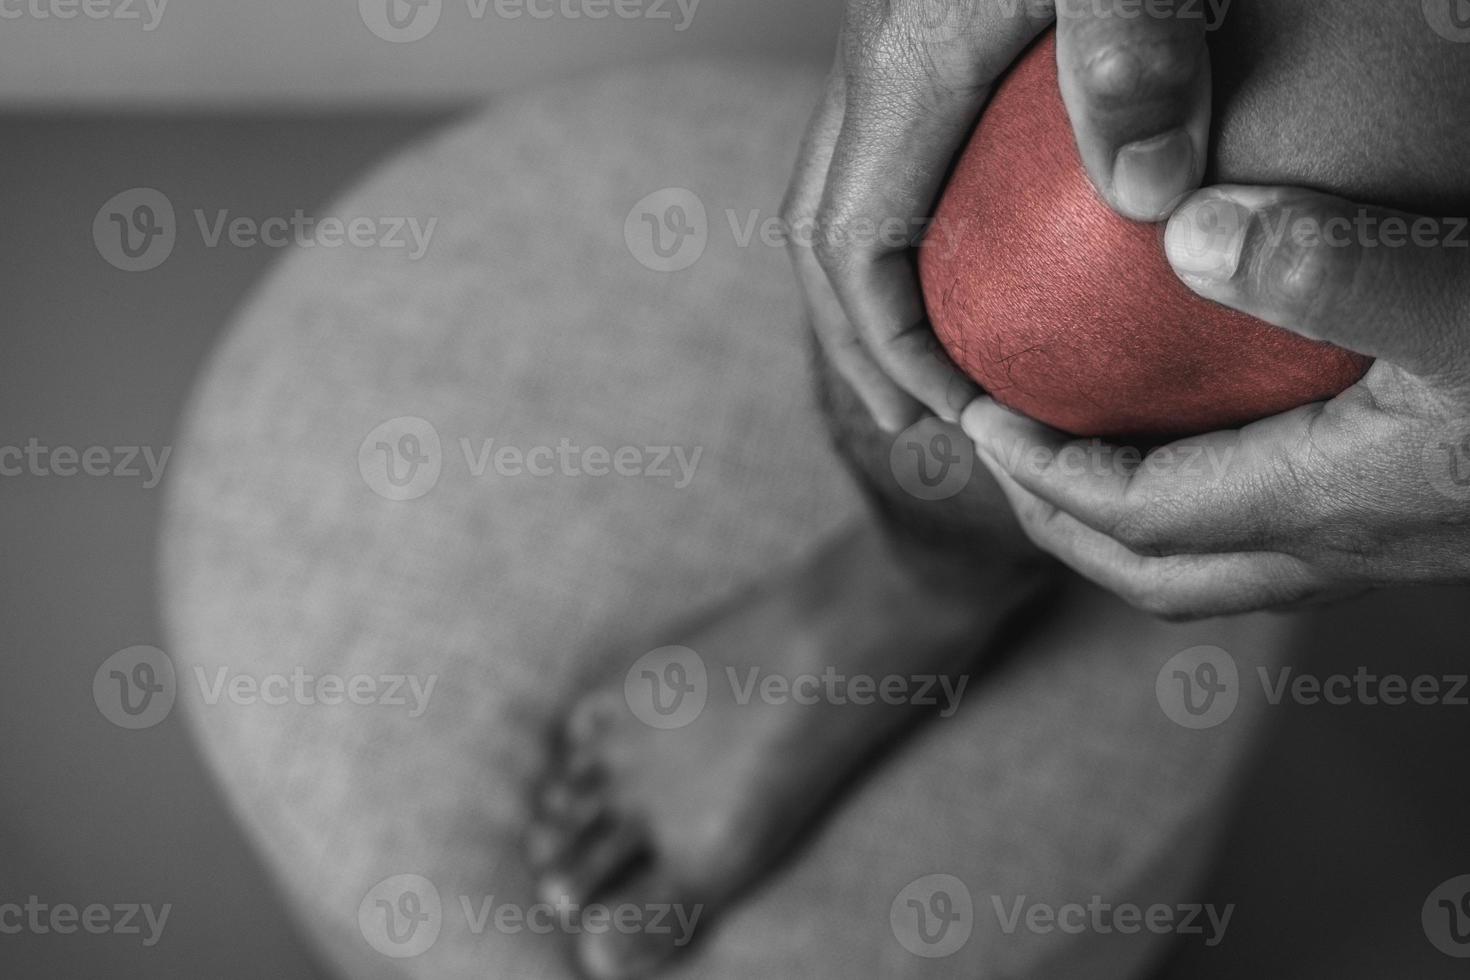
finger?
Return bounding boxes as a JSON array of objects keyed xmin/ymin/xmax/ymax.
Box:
[
  {"xmin": 962, "ymin": 396, "xmax": 1367, "ymax": 558},
  {"xmin": 814, "ymin": 2, "xmax": 1053, "ymax": 421},
  {"xmin": 981, "ymin": 452, "xmax": 1324, "ymax": 620},
  {"xmin": 1164, "ymin": 186, "xmax": 1470, "ymax": 376},
  {"xmin": 1055, "ymin": 0, "xmax": 1211, "ymax": 222},
  {"xmin": 784, "ymin": 55, "xmax": 924, "ymax": 432}
]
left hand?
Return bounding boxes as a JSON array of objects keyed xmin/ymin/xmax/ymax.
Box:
[{"xmin": 961, "ymin": 184, "xmax": 1470, "ymax": 620}]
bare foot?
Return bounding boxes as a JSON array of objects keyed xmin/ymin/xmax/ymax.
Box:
[{"xmin": 524, "ymin": 522, "xmax": 1049, "ymax": 978}]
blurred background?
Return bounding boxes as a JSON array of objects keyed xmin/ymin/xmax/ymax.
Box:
[
  {"xmin": 0, "ymin": 6, "xmax": 837, "ymax": 978},
  {"xmin": 3, "ymin": 1, "xmax": 1469, "ymax": 978}
]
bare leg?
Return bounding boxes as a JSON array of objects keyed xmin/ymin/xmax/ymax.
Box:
[
  {"xmin": 527, "ymin": 2, "xmax": 1470, "ymax": 976},
  {"xmin": 526, "ymin": 333, "xmax": 1053, "ymax": 979}
]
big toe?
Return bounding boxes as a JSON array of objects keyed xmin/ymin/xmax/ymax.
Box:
[
  {"xmin": 538, "ymin": 815, "xmax": 649, "ymax": 911},
  {"xmin": 574, "ymin": 870, "xmax": 706, "ymax": 980}
]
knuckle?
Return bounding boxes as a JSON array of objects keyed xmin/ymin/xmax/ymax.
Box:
[
  {"xmin": 1154, "ymin": 602, "xmax": 1207, "ymax": 624},
  {"xmin": 1078, "ymin": 37, "xmax": 1198, "ymax": 107},
  {"xmin": 810, "ymin": 206, "xmax": 855, "ymax": 273},
  {"xmin": 1311, "ymin": 519, "xmax": 1383, "ymax": 571},
  {"xmin": 1130, "ymin": 584, "xmax": 1200, "ymax": 622},
  {"xmin": 1118, "ymin": 578, "xmax": 1168, "ymax": 616},
  {"xmin": 1255, "ymin": 209, "xmax": 1357, "ymax": 326},
  {"xmin": 1109, "ymin": 513, "xmax": 1172, "ymax": 558},
  {"xmin": 1013, "ymin": 499, "xmax": 1061, "ymax": 550},
  {"xmin": 777, "ymin": 187, "xmax": 809, "ymax": 233}
]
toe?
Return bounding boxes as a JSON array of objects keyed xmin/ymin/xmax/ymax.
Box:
[
  {"xmin": 527, "ymin": 776, "xmax": 607, "ymax": 863},
  {"xmin": 534, "ymin": 744, "xmax": 608, "ymax": 815},
  {"xmin": 565, "ymin": 688, "xmax": 624, "ymax": 746},
  {"xmin": 574, "ymin": 869, "xmax": 704, "ymax": 980},
  {"xmin": 538, "ymin": 816, "xmax": 649, "ymax": 910}
]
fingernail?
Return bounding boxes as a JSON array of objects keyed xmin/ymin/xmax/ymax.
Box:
[
  {"xmin": 876, "ymin": 407, "xmax": 912, "ymax": 435},
  {"xmin": 1165, "ymin": 194, "xmax": 1251, "ymax": 283},
  {"xmin": 960, "ymin": 399, "xmax": 1000, "ymax": 458},
  {"xmin": 1112, "ymin": 129, "xmax": 1196, "ymax": 222}
]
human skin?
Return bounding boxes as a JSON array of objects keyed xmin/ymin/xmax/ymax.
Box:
[
  {"xmin": 920, "ymin": 30, "xmax": 1372, "ymax": 440},
  {"xmin": 790, "ymin": 0, "xmax": 1470, "ymax": 619},
  {"xmin": 784, "ymin": 0, "xmax": 1221, "ymax": 432},
  {"xmin": 530, "ymin": 4, "xmax": 1470, "ymax": 979},
  {"xmin": 963, "ymin": 5, "xmax": 1470, "ymax": 618}
]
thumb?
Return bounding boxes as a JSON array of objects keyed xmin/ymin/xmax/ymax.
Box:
[{"xmin": 1163, "ymin": 185, "xmax": 1470, "ymax": 377}]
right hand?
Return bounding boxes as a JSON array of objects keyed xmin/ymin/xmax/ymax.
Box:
[{"xmin": 782, "ymin": 0, "xmax": 1216, "ymax": 432}]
